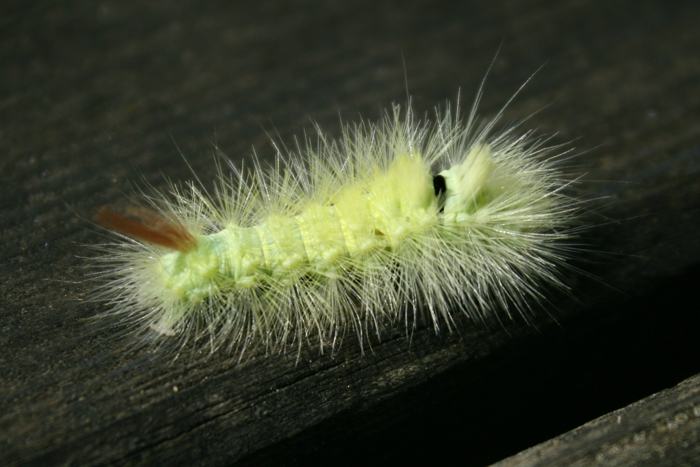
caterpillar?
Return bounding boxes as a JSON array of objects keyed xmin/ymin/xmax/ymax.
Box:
[{"xmin": 91, "ymin": 86, "xmax": 579, "ymax": 357}]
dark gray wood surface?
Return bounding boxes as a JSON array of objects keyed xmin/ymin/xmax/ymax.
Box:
[
  {"xmin": 493, "ymin": 373, "xmax": 700, "ymax": 467},
  {"xmin": 2, "ymin": 1, "xmax": 700, "ymax": 466}
]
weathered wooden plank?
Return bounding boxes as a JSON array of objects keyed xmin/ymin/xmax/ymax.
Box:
[
  {"xmin": 2, "ymin": 1, "xmax": 700, "ymax": 466},
  {"xmin": 492, "ymin": 374, "xmax": 700, "ymax": 467}
]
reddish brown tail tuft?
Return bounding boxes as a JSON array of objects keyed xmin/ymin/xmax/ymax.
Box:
[{"xmin": 94, "ymin": 207, "xmax": 197, "ymax": 253}]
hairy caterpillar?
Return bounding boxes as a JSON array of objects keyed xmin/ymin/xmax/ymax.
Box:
[{"xmin": 91, "ymin": 87, "xmax": 579, "ymax": 357}]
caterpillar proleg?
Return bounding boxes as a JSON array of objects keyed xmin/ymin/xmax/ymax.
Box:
[{"xmin": 91, "ymin": 87, "xmax": 580, "ymax": 356}]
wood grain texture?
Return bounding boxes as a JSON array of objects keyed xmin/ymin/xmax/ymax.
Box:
[
  {"xmin": 493, "ymin": 374, "xmax": 700, "ymax": 467},
  {"xmin": 2, "ymin": 1, "xmax": 700, "ymax": 466}
]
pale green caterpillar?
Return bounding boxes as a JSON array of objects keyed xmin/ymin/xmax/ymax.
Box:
[{"xmin": 92, "ymin": 94, "xmax": 578, "ymax": 355}]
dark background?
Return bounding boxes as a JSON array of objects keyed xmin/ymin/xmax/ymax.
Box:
[{"xmin": 2, "ymin": 1, "xmax": 700, "ymax": 466}]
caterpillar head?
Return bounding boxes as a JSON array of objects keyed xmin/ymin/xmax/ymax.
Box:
[{"xmin": 438, "ymin": 144, "xmax": 495, "ymax": 221}]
